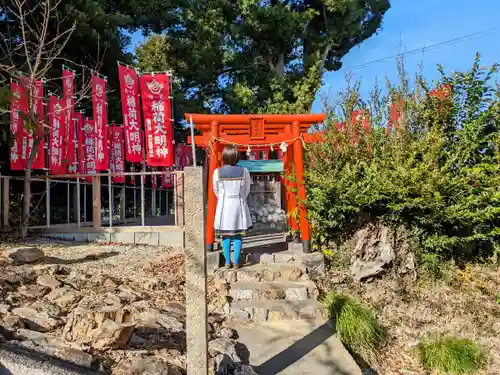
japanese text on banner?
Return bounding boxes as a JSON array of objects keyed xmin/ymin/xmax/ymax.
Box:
[
  {"xmin": 82, "ymin": 118, "xmax": 97, "ymax": 182},
  {"xmin": 18, "ymin": 78, "xmax": 45, "ymax": 170},
  {"xmin": 10, "ymin": 82, "xmax": 25, "ymax": 170},
  {"xmin": 139, "ymin": 73, "xmax": 174, "ymax": 167},
  {"xmin": 162, "ymin": 169, "xmax": 173, "ymax": 188},
  {"xmin": 92, "ymin": 74, "xmax": 109, "ymax": 170},
  {"xmin": 63, "ymin": 69, "xmax": 76, "ymax": 172},
  {"xmin": 108, "ymin": 125, "xmax": 125, "ymax": 183},
  {"xmin": 48, "ymin": 97, "xmax": 67, "ymax": 174},
  {"xmin": 75, "ymin": 112, "xmax": 85, "ymax": 175},
  {"xmin": 118, "ymin": 64, "xmax": 143, "ymax": 163}
]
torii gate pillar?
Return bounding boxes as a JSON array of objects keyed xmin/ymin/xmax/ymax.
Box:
[{"xmin": 187, "ymin": 113, "xmax": 326, "ymax": 253}]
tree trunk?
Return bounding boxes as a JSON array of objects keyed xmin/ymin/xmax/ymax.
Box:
[
  {"xmin": 20, "ymin": 137, "xmax": 39, "ymax": 238},
  {"xmin": 20, "ymin": 164, "xmax": 32, "ymax": 238}
]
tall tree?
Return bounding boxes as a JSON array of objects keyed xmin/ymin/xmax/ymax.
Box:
[{"xmin": 136, "ymin": 0, "xmax": 391, "ymax": 114}]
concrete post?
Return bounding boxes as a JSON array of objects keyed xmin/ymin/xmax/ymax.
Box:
[
  {"xmin": 119, "ymin": 186, "xmax": 126, "ymax": 221},
  {"xmin": 184, "ymin": 167, "xmax": 208, "ymax": 375},
  {"xmin": 175, "ymin": 173, "xmax": 185, "ymax": 227},
  {"xmin": 92, "ymin": 176, "xmax": 102, "ymax": 228}
]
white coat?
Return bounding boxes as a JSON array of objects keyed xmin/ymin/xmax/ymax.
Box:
[{"xmin": 213, "ymin": 165, "xmax": 252, "ymax": 237}]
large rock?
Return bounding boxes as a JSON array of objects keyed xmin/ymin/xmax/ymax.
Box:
[
  {"xmin": 46, "ymin": 286, "xmax": 82, "ymax": 309},
  {"xmin": 8, "ymin": 247, "xmax": 45, "ymax": 263},
  {"xmin": 208, "ymin": 338, "xmax": 243, "ymax": 363},
  {"xmin": 350, "ymin": 223, "xmax": 395, "ymax": 281},
  {"xmin": 12, "ymin": 307, "xmax": 62, "ymax": 332},
  {"xmin": 0, "ymin": 266, "xmax": 39, "ymax": 284},
  {"xmin": 113, "ymin": 356, "xmax": 183, "ymax": 375},
  {"xmin": 63, "ymin": 295, "xmax": 135, "ymax": 349},
  {"xmin": 13, "ymin": 330, "xmax": 99, "ymax": 370},
  {"xmin": 234, "ymin": 365, "xmax": 259, "ymax": 375},
  {"xmin": 36, "ymin": 274, "xmax": 61, "ymax": 289},
  {"xmin": 17, "ymin": 284, "xmax": 48, "ymax": 299}
]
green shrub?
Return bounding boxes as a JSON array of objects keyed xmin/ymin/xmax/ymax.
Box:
[
  {"xmin": 322, "ymin": 291, "xmax": 384, "ymax": 354},
  {"xmin": 417, "ymin": 336, "xmax": 486, "ymax": 374},
  {"xmin": 306, "ymin": 55, "xmax": 500, "ymax": 262}
]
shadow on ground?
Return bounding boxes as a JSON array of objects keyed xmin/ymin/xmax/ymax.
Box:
[
  {"xmin": 0, "ymin": 343, "xmax": 104, "ymax": 375},
  {"xmin": 248, "ymin": 320, "xmax": 356, "ymax": 375},
  {"xmin": 40, "ymin": 251, "xmax": 120, "ymax": 265}
]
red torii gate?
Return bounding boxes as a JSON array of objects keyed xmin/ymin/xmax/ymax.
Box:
[{"xmin": 186, "ymin": 113, "xmax": 325, "ymax": 253}]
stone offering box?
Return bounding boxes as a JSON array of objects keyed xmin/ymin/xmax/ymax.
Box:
[{"xmin": 237, "ymin": 160, "xmax": 286, "ymax": 232}]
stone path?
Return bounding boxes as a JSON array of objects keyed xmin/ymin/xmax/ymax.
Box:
[
  {"xmin": 234, "ymin": 320, "xmax": 361, "ymax": 375},
  {"xmin": 214, "ymin": 233, "xmax": 361, "ymax": 375}
]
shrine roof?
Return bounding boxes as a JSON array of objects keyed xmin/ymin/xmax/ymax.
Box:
[
  {"xmin": 237, "ymin": 160, "xmax": 284, "ymax": 173},
  {"xmin": 185, "ymin": 113, "xmax": 325, "ymax": 126}
]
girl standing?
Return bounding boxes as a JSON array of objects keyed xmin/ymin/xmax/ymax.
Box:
[{"xmin": 213, "ymin": 145, "xmax": 252, "ymax": 268}]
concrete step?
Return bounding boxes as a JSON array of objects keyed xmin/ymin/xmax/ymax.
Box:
[
  {"xmin": 225, "ymin": 299, "xmax": 327, "ymax": 322},
  {"xmin": 228, "ymin": 280, "xmax": 318, "ymax": 301},
  {"xmin": 214, "ymin": 263, "xmax": 308, "ymax": 283},
  {"xmin": 234, "ymin": 320, "xmax": 362, "ymax": 374},
  {"xmin": 247, "ymin": 250, "xmax": 325, "ymax": 278}
]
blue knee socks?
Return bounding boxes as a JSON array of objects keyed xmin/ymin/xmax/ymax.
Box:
[
  {"xmin": 233, "ymin": 236, "xmax": 242, "ymax": 265},
  {"xmin": 222, "ymin": 236, "xmax": 243, "ymax": 265}
]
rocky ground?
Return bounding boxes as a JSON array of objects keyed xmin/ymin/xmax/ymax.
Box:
[
  {"xmin": 0, "ymin": 239, "xmax": 255, "ymax": 375},
  {"xmin": 317, "ymin": 224, "xmax": 500, "ymax": 375}
]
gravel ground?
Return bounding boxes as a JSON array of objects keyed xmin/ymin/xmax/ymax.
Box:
[{"xmin": 16, "ymin": 238, "xmax": 182, "ymax": 281}]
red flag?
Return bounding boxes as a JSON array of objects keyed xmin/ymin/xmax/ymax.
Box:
[
  {"xmin": 82, "ymin": 118, "xmax": 97, "ymax": 182},
  {"xmin": 108, "ymin": 125, "xmax": 125, "ymax": 183},
  {"xmin": 139, "ymin": 73, "xmax": 174, "ymax": 167},
  {"xmin": 48, "ymin": 97, "xmax": 66, "ymax": 174},
  {"xmin": 118, "ymin": 64, "xmax": 143, "ymax": 163},
  {"xmin": 18, "ymin": 78, "xmax": 45, "ymax": 170},
  {"xmin": 129, "ymin": 164, "xmax": 136, "ymax": 186},
  {"xmin": 32, "ymin": 80, "xmax": 45, "ymax": 169},
  {"xmin": 10, "ymin": 82, "xmax": 25, "ymax": 170},
  {"xmin": 92, "ymin": 74, "xmax": 108, "ymax": 170},
  {"xmin": 175, "ymin": 144, "xmax": 193, "ymax": 170},
  {"xmin": 162, "ymin": 169, "xmax": 173, "ymax": 188},
  {"xmin": 75, "ymin": 112, "xmax": 85, "ymax": 174},
  {"xmin": 63, "ymin": 69, "xmax": 75, "ymax": 171}
]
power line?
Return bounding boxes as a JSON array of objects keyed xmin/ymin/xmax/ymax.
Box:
[{"xmin": 347, "ymin": 27, "xmax": 498, "ymax": 71}]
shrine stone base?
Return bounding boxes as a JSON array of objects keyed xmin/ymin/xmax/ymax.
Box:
[{"xmin": 29, "ymin": 224, "xmax": 185, "ymax": 248}]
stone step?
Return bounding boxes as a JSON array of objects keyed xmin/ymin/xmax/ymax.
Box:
[
  {"xmin": 214, "ymin": 263, "xmax": 308, "ymax": 283},
  {"xmin": 228, "ymin": 280, "xmax": 318, "ymax": 301},
  {"xmin": 247, "ymin": 250, "xmax": 325, "ymax": 278},
  {"xmin": 226, "ymin": 299, "xmax": 327, "ymax": 322}
]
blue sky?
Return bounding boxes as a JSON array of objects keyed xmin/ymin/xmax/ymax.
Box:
[{"xmin": 128, "ymin": 0, "xmax": 500, "ymax": 114}]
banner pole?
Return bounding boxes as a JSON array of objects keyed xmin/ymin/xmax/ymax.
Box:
[{"xmin": 190, "ymin": 115, "xmax": 197, "ymax": 166}]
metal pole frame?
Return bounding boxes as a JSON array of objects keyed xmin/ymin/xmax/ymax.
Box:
[
  {"xmin": 108, "ymin": 174, "xmax": 113, "ymax": 228},
  {"xmin": 67, "ymin": 182, "xmax": 71, "ymax": 223},
  {"xmin": 140, "ymin": 173, "xmax": 145, "ymax": 226},
  {"xmin": 46, "ymin": 176, "xmax": 50, "ymax": 228},
  {"xmin": 77, "ymin": 178, "xmax": 81, "ymax": 227}
]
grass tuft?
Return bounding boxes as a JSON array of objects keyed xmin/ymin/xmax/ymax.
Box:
[
  {"xmin": 322, "ymin": 291, "xmax": 384, "ymax": 354},
  {"xmin": 417, "ymin": 335, "xmax": 486, "ymax": 374}
]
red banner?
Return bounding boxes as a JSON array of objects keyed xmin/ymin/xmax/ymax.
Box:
[
  {"xmin": 175, "ymin": 144, "xmax": 193, "ymax": 170},
  {"xmin": 18, "ymin": 78, "xmax": 45, "ymax": 170},
  {"xmin": 108, "ymin": 125, "xmax": 125, "ymax": 183},
  {"xmin": 139, "ymin": 73, "xmax": 174, "ymax": 167},
  {"xmin": 92, "ymin": 74, "xmax": 108, "ymax": 170},
  {"xmin": 82, "ymin": 118, "xmax": 96, "ymax": 182},
  {"xmin": 63, "ymin": 69, "xmax": 75, "ymax": 172},
  {"xmin": 118, "ymin": 64, "xmax": 143, "ymax": 162},
  {"xmin": 10, "ymin": 82, "xmax": 25, "ymax": 170},
  {"xmin": 162, "ymin": 169, "xmax": 173, "ymax": 188},
  {"xmin": 48, "ymin": 96, "xmax": 66, "ymax": 174},
  {"xmin": 32, "ymin": 80, "xmax": 45, "ymax": 169},
  {"xmin": 75, "ymin": 112, "xmax": 85, "ymax": 174}
]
